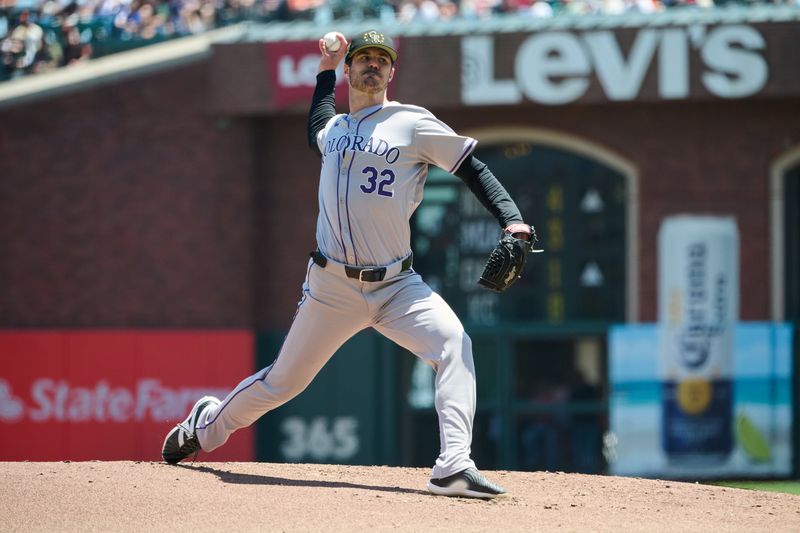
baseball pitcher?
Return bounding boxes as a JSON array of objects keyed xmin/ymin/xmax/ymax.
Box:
[{"xmin": 162, "ymin": 29, "xmax": 538, "ymax": 499}]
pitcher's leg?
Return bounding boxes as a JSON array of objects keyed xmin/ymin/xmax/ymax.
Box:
[
  {"xmin": 372, "ymin": 276, "xmax": 477, "ymax": 478},
  {"xmin": 197, "ymin": 294, "xmax": 367, "ymax": 452}
]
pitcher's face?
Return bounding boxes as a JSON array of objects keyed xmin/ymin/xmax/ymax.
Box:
[{"xmin": 345, "ymin": 48, "xmax": 395, "ymax": 95}]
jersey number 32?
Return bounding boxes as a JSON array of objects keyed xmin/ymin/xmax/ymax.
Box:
[{"xmin": 360, "ymin": 166, "xmax": 395, "ymax": 197}]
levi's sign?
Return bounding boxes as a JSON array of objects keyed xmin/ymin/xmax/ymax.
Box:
[{"xmin": 462, "ymin": 25, "xmax": 768, "ymax": 105}]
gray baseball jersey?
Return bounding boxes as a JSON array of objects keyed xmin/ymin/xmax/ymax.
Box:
[
  {"xmin": 195, "ymin": 101, "xmax": 481, "ymax": 480},
  {"xmin": 315, "ymin": 103, "xmax": 476, "ymax": 267}
]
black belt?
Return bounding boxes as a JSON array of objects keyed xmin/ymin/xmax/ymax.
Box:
[{"xmin": 310, "ymin": 250, "xmax": 413, "ymax": 282}]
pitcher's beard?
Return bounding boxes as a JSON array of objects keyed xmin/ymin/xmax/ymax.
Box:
[{"xmin": 349, "ymin": 71, "xmax": 387, "ymax": 94}]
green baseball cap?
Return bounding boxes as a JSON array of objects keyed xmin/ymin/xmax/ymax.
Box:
[{"xmin": 346, "ymin": 30, "xmax": 397, "ymax": 63}]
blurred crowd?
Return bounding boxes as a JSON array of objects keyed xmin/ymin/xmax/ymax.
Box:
[{"xmin": 1, "ymin": 0, "xmax": 796, "ymax": 81}]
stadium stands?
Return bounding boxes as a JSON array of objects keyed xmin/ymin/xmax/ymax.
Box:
[{"xmin": 1, "ymin": 0, "xmax": 797, "ymax": 81}]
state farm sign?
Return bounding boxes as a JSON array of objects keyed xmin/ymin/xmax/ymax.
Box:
[
  {"xmin": 0, "ymin": 330, "xmax": 254, "ymax": 461},
  {"xmin": 462, "ymin": 25, "xmax": 768, "ymax": 105},
  {"xmin": 0, "ymin": 378, "xmax": 229, "ymax": 423}
]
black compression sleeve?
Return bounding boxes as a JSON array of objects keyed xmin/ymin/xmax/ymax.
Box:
[
  {"xmin": 453, "ymin": 155, "xmax": 524, "ymax": 228},
  {"xmin": 307, "ymin": 70, "xmax": 337, "ymax": 156}
]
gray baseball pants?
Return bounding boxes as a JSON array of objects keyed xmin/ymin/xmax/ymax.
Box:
[{"xmin": 195, "ymin": 259, "xmax": 478, "ymax": 479}]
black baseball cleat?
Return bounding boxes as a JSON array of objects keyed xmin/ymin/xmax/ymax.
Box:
[
  {"xmin": 427, "ymin": 467, "xmax": 507, "ymax": 499},
  {"xmin": 161, "ymin": 396, "xmax": 220, "ymax": 464}
]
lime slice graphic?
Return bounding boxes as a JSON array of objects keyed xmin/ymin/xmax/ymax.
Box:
[{"xmin": 735, "ymin": 413, "xmax": 772, "ymax": 462}]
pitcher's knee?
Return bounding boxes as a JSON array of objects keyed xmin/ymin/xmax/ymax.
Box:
[{"xmin": 438, "ymin": 329, "xmax": 472, "ymax": 364}]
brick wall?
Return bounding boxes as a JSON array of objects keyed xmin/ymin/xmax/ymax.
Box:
[
  {"xmin": 2, "ymin": 50, "xmax": 798, "ymax": 329},
  {"xmin": 0, "ymin": 63, "xmax": 256, "ymax": 327},
  {"xmin": 251, "ymin": 117, "xmax": 321, "ymax": 329}
]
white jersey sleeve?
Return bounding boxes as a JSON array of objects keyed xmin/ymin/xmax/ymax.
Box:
[
  {"xmin": 414, "ymin": 115, "xmax": 477, "ymax": 174},
  {"xmin": 316, "ymin": 114, "xmax": 344, "ymax": 154}
]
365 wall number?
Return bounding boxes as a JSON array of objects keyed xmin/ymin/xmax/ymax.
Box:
[{"xmin": 280, "ymin": 416, "xmax": 360, "ymax": 461}]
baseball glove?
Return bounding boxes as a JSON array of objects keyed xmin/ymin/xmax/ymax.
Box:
[{"xmin": 478, "ymin": 225, "xmax": 541, "ymax": 292}]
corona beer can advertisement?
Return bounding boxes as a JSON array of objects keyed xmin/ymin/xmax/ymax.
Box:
[
  {"xmin": 657, "ymin": 215, "xmax": 739, "ymax": 465},
  {"xmin": 607, "ymin": 215, "xmax": 793, "ymax": 478}
]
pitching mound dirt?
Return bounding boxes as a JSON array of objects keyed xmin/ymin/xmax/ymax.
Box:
[{"xmin": 2, "ymin": 462, "xmax": 798, "ymax": 532}]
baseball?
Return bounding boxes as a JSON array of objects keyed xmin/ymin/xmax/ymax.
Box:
[{"xmin": 323, "ymin": 32, "xmax": 342, "ymax": 52}]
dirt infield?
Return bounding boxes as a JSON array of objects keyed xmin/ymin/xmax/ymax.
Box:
[{"xmin": 2, "ymin": 462, "xmax": 798, "ymax": 532}]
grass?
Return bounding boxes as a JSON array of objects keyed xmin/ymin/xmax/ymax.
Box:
[{"xmin": 710, "ymin": 480, "xmax": 800, "ymax": 495}]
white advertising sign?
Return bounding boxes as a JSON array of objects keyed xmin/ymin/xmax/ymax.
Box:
[{"xmin": 462, "ymin": 25, "xmax": 768, "ymax": 105}]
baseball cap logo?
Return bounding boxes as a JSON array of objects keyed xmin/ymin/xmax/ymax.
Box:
[
  {"xmin": 346, "ymin": 30, "xmax": 397, "ymax": 62},
  {"xmin": 364, "ymin": 31, "xmax": 385, "ymax": 45}
]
